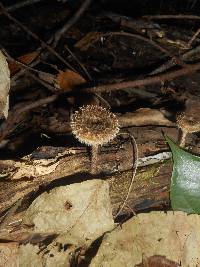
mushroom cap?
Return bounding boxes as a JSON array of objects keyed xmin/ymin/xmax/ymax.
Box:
[
  {"xmin": 176, "ymin": 113, "xmax": 200, "ymax": 133},
  {"xmin": 70, "ymin": 105, "xmax": 120, "ymax": 146}
]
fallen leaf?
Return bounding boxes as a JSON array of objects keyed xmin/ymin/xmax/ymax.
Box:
[
  {"xmin": 19, "ymin": 244, "xmax": 44, "ymax": 267},
  {"xmin": 135, "ymin": 255, "xmax": 180, "ymax": 267},
  {"xmin": 20, "ymin": 179, "xmax": 114, "ymax": 266},
  {"xmin": 0, "ymin": 242, "xmax": 19, "ymax": 267},
  {"xmin": 90, "ymin": 211, "xmax": 200, "ymax": 267},
  {"xmin": 23, "ymin": 179, "xmax": 114, "ymax": 242},
  {"xmin": 55, "ymin": 69, "xmax": 86, "ymax": 92},
  {"xmin": 19, "ymin": 235, "xmax": 81, "ymax": 267},
  {"xmin": 0, "ymin": 51, "xmax": 10, "ymax": 119},
  {"xmin": 167, "ymin": 137, "xmax": 200, "ymax": 213},
  {"xmin": 8, "ymin": 51, "xmax": 39, "ymax": 76},
  {"xmin": 118, "ymin": 108, "xmax": 173, "ymax": 127}
]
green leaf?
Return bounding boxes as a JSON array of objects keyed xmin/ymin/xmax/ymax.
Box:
[{"xmin": 166, "ymin": 136, "xmax": 200, "ymax": 214}]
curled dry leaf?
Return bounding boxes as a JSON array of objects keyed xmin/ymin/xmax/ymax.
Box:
[
  {"xmin": 55, "ymin": 69, "xmax": 86, "ymax": 92},
  {"xmin": 0, "ymin": 51, "xmax": 10, "ymax": 119},
  {"xmin": 90, "ymin": 211, "xmax": 200, "ymax": 267}
]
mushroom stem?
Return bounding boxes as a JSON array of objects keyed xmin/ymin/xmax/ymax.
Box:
[
  {"xmin": 179, "ymin": 129, "xmax": 187, "ymax": 147},
  {"xmin": 91, "ymin": 145, "xmax": 99, "ymax": 174}
]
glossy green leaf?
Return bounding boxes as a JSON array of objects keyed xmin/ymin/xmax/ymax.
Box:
[{"xmin": 166, "ymin": 136, "xmax": 200, "ymax": 214}]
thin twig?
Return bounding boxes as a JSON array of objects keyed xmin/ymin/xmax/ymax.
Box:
[
  {"xmin": 114, "ymin": 133, "xmax": 138, "ymax": 218},
  {"xmin": 27, "ymin": 72, "xmax": 57, "ymax": 92},
  {"xmin": 2, "ymin": 0, "xmax": 45, "ymax": 13},
  {"xmin": 51, "ymin": 0, "xmax": 93, "ymax": 48},
  {"xmin": 0, "ymin": 3, "xmax": 76, "ymax": 71},
  {"xmin": 64, "ymin": 44, "xmax": 92, "ymax": 81},
  {"xmin": 188, "ymin": 28, "xmax": 200, "ymax": 47},
  {"xmin": 83, "ymin": 61, "xmax": 200, "ymax": 94},
  {"xmin": 2, "ymin": 48, "xmax": 58, "ymax": 92},
  {"xmin": 85, "ymin": 31, "xmax": 186, "ymax": 68},
  {"xmin": 150, "ymin": 42, "xmax": 200, "ymax": 75},
  {"xmin": 143, "ymin": 14, "xmax": 200, "ymax": 20}
]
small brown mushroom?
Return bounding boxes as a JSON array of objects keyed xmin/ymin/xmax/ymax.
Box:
[
  {"xmin": 176, "ymin": 112, "xmax": 200, "ymax": 147},
  {"xmin": 70, "ymin": 105, "xmax": 119, "ymax": 174}
]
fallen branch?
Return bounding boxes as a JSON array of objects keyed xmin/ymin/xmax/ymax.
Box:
[{"xmin": 83, "ymin": 61, "xmax": 200, "ymax": 93}]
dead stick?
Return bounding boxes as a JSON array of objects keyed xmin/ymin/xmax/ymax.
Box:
[
  {"xmin": 83, "ymin": 62, "xmax": 200, "ymax": 93},
  {"xmin": 52, "ymin": 0, "xmax": 93, "ymax": 47},
  {"xmin": 0, "ymin": 3, "xmax": 75, "ymax": 72},
  {"xmin": 143, "ymin": 14, "xmax": 200, "ymax": 20},
  {"xmin": 1, "ymin": 0, "xmax": 45, "ymax": 14}
]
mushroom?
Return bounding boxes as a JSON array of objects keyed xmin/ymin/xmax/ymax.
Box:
[
  {"xmin": 70, "ymin": 105, "xmax": 120, "ymax": 174},
  {"xmin": 176, "ymin": 112, "xmax": 200, "ymax": 147}
]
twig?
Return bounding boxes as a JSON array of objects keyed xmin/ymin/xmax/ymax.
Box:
[
  {"xmin": 51, "ymin": 0, "xmax": 93, "ymax": 48},
  {"xmin": 188, "ymin": 28, "xmax": 200, "ymax": 47},
  {"xmin": 83, "ymin": 61, "xmax": 200, "ymax": 94},
  {"xmin": 2, "ymin": 0, "xmax": 45, "ymax": 13},
  {"xmin": 0, "ymin": 3, "xmax": 76, "ymax": 71},
  {"xmin": 150, "ymin": 41, "xmax": 200, "ymax": 75},
  {"xmin": 143, "ymin": 14, "xmax": 200, "ymax": 20},
  {"xmin": 115, "ymin": 133, "xmax": 138, "ymax": 218},
  {"xmin": 84, "ymin": 31, "xmax": 186, "ymax": 68},
  {"xmin": 64, "ymin": 44, "xmax": 92, "ymax": 81},
  {"xmin": 27, "ymin": 72, "xmax": 57, "ymax": 92},
  {"xmin": 2, "ymin": 48, "xmax": 58, "ymax": 92}
]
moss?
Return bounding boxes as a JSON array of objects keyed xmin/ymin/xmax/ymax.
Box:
[{"xmin": 135, "ymin": 159, "xmax": 172, "ymax": 183}]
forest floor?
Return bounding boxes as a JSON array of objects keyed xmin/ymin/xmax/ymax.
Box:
[{"xmin": 0, "ymin": 0, "xmax": 200, "ymax": 266}]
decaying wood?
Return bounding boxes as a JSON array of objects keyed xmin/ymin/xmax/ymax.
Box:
[
  {"xmin": 0, "ymin": 125, "xmax": 200, "ymax": 241},
  {"xmin": 1, "ymin": 124, "xmax": 199, "ymax": 220},
  {"xmin": 1, "ymin": 124, "xmax": 199, "ymax": 217}
]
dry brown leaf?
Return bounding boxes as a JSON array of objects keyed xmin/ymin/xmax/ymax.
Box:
[
  {"xmin": 8, "ymin": 51, "xmax": 39, "ymax": 76},
  {"xmin": 55, "ymin": 69, "xmax": 86, "ymax": 92},
  {"xmin": 0, "ymin": 51, "xmax": 10, "ymax": 119},
  {"xmin": 90, "ymin": 211, "xmax": 200, "ymax": 267},
  {"xmin": 135, "ymin": 255, "xmax": 180, "ymax": 267}
]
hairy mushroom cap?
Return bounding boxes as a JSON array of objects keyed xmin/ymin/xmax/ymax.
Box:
[
  {"xmin": 176, "ymin": 113, "xmax": 200, "ymax": 133},
  {"xmin": 70, "ymin": 105, "xmax": 120, "ymax": 146}
]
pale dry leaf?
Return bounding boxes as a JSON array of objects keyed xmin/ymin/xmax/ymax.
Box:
[
  {"xmin": 23, "ymin": 179, "xmax": 114, "ymax": 242},
  {"xmin": 0, "ymin": 51, "xmax": 10, "ymax": 119},
  {"xmin": 19, "ymin": 235, "xmax": 81, "ymax": 267},
  {"xmin": 0, "ymin": 242, "xmax": 19, "ymax": 267},
  {"xmin": 19, "ymin": 244, "xmax": 44, "ymax": 267},
  {"xmin": 118, "ymin": 108, "xmax": 173, "ymax": 127},
  {"xmin": 90, "ymin": 211, "xmax": 200, "ymax": 267}
]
